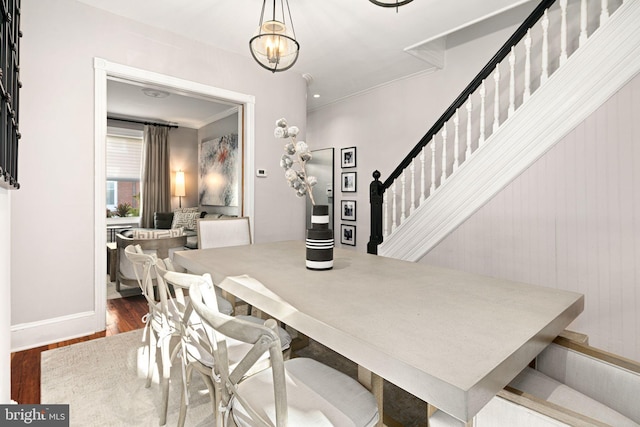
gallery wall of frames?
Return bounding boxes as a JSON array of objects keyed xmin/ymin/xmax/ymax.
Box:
[{"xmin": 340, "ymin": 146, "xmax": 357, "ymax": 246}]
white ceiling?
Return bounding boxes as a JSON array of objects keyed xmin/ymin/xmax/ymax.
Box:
[{"xmin": 85, "ymin": 0, "xmax": 536, "ymax": 128}]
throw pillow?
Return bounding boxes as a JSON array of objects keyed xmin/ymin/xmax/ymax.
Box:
[
  {"xmin": 172, "ymin": 210, "xmax": 199, "ymax": 230},
  {"xmin": 174, "ymin": 207, "xmax": 199, "ymax": 213},
  {"xmin": 154, "ymin": 212, "xmax": 174, "ymax": 229},
  {"xmin": 133, "ymin": 227, "xmax": 184, "ymax": 239}
]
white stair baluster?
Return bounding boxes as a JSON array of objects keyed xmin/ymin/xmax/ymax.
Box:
[
  {"xmin": 441, "ymin": 126, "xmax": 448, "ymax": 183},
  {"xmin": 541, "ymin": 9, "xmax": 549, "ymax": 84},
  {"xmin": 580, "ymin": 0, "xmax": 588, "ymax": 47},
  {"xmin": 524, "ymin": 29, "xmax": 532, "ymax": 102},
  {"xmin": 508, "ymin": 47, "xmax": 516, "ymax": 117},
  {"xmin": 493, "ymin": 65, "xmax": 500, "ymax": 133},
  {"xmin": 409, "ymin": 159, "xmax": 415, "ymax": 214},
  {"xmin": 479, "ymin": 80, "xmax": 486, "ymax": 146},
  {"xmin": 453, "ymin": 110, "xmax": 460, "ymax": 171},
  {"xmin": 465, "ymin": 97, "xmax": 473, "ymax": 158},
  {"xmin": 383, "ymin": 191, "xmax": 388, "ymax": 237},
  {"xmin": 391, "ymin": 181, "xmax": 397, "ymax": 232},
  {"xmin": 419, "ymin": 146, "xmax": 426, "ymax": 203},
  {"xmin": 560, "ymin": 0, "xmax": 568, "ymax": 65},
  {"xmin": 600, "ymin": 0, "xmax": 609, "ymax": 25},
  {"xmin": 400, "ymin": 171, "xmax": 406, "ymax": 222},
  {"xmin": 430, "ymin": 137, "xmax": 436, "ymax": 194}
]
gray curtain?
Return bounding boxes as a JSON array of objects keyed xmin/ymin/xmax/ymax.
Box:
[{"xmin": 141, "ymin": 125, "xmax": 171, "ymax": 228}]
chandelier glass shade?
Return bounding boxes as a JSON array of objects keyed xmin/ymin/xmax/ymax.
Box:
[{"xmin": 249, "ymin": 0, "xmax": 300, "ymax": 73}]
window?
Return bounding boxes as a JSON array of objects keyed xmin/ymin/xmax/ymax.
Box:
[
  {"xmin": 106, "ymin": 181, "xmax": 117, "ymax": 210},
  {"xmin": 106, "ymin": 132, "xmax": 143, "ymax": 217}
]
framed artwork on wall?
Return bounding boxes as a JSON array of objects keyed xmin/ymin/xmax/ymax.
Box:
[
  {"xmin": 341, "ymin": 171, "xmax": 357, "ymax": 192},
  {"xmin": 199, "ymin": 133, "xmax": 239, "ymax": 206},
  {"xmin": 341, "ymin": 146, "xmax": 357, "ymax": 168},
  {"xmin": 341, "ymin": 200, "xmax": 356, "ymax": 221},
  {"xmin": 341, "ymin": 224, "xmax": 356, "ymax": 246}
]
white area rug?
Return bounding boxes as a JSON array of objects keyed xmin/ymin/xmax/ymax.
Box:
[
  {"xmin": 41, "ymin": 330, "xmax": 427, "ymax": 426},
  {"xmin": 41, "ymin": 330, "xmax": 214, "ymax": 426}
]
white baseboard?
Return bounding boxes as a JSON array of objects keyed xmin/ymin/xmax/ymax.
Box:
[{"xmin": 11, "ymin": 311, "xmax": 100, "ymax": 352}]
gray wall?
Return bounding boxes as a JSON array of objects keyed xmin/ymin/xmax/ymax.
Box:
[
  {"xmin": 422, "ymin": 72, "xmax": 640, "ymax": 362},
  {"xmin": 308, "ymin": 21, "xmax": 518, "ymax": 250},
  {"xmin": 10, "ymin": 0, "xmax": 306, "ymax": 348},
  {"xmin": 169, "ymin": 127, "xmax": 199, "ymax": 211}
]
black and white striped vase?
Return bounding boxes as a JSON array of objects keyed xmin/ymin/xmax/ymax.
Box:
[{"xmin": 306, "ymin": 205, "xmax": 334, "ymax": 270}]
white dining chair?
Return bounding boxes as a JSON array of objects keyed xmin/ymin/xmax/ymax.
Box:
[
  {"xmin": 188, "ymin": 278, "xmax": 380, "ymax": 427},
  {"xmin": 157, "ymin": 267, "xmax": 292, "ymax": 427},
  {"xmin": 124, "ymin": 245, "xmax": 179, "ymax": 426},
  {"xmin": 197, "ymin": 217, "xmax": 253, "ymax": 315},
  {"xmin": 197, "ymin": 217, "xmax": 252, "ymax": 250}
]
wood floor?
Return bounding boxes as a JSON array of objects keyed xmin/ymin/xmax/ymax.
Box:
[{"xmin": 10, "ymin": 295, "xmax": 148, "ymax": 404}]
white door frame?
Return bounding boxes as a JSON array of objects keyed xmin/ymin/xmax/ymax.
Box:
[{"xmin": 93, "ymin": 58, "xmax": 255, "ymax": 331}]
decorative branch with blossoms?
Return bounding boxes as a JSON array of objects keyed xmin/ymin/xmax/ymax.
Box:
[{"xmin": 275, "ymin": 118, "xmax": 317, "ymax": 205}]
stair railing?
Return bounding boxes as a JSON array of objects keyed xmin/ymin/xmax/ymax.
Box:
[{"xmin": 368, "ymin": 0, "xmax": 621, "ymax": 254}]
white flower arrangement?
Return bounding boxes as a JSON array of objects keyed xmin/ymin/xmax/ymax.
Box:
[{"xmin": 275, "ymin": 118, "xmax": 317, "ymax": 205}]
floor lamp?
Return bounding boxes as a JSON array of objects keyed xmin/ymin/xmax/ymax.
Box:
[{"xmin": 175, "ymin": 170, "xmax": 186, "ymax": 208}]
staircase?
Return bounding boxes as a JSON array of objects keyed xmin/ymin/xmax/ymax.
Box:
[{"xmin": 370, "ymin": 0, "xmax": 640, "ymax": 261}]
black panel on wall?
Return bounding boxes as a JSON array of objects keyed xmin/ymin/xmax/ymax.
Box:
[{"xmin": 0, "ymin": 0, "xmax": 21, "ymax": 189}]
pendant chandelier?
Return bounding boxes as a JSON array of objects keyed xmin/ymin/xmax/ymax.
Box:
[
  {"xmin": 249, "ymin": 0, "xmax": 300, "ymax": 73},
  {"xmin": 369, "ymin": 0, "xmax": 414, "ymax": 11}
]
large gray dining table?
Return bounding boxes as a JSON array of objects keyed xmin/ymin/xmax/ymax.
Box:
[{"xmin": 173, "ymin": 240, "xmax": 584, "ymax": 424}]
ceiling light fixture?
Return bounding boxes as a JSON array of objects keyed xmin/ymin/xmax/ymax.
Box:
[
  {"xmin": 369, "ymin": 0, "xmax": 413, "ymax": 12},
  {"xmin": 142, "ymin": 88, "xmax": 170, "ymax": 98},
  {"xmin": 249, "ymin": 0, "xmax": 300, "ymax": 73}
]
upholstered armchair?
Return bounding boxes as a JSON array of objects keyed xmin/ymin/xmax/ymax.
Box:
[{"xmin": 115, "ymin": 231, "xmax": 187, "ymax": 292}]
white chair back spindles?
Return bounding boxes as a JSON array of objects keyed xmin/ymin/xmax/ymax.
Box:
[{"xmin": 541, "ymin": 9, "xmax": 550, "ymax": 84}]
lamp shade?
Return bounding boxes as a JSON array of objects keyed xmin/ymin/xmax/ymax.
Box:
[
  {"xmin": 175, "ymin": 170, "xmax": 186, "ymax": 197},
  {"xmin": 249, "ymin": 0, "xmax": 300, "ymax": 72}
]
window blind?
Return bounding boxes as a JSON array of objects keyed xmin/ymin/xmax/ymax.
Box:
[{"xmin": 106, "ymin": 135, "xmax": 142, "ymax": 181}]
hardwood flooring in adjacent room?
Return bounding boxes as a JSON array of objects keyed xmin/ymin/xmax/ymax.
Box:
[{"xmin": 10, "ymin": 295, "xmax": 147, "ymax": 404}]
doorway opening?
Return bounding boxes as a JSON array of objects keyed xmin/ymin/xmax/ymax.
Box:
[{"xmin": 94, "ymin": 58, "xmax": 256, "ymax": 331}]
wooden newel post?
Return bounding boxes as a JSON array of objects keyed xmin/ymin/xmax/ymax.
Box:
[{"xmin": 367, "ymin": 170, "xmax": 384, "ymax": 255}]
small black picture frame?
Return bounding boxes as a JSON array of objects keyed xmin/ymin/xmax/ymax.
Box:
[
  {"xmin": 341, "ymin": 224, "xmax": 356, "ymax": 246},
  {"xmin": 341, "ymin": 200, "xmax": 356, "ymax": 221},
  {"xmin": 341, "ymin": 171, "xmax": 357, "ymax": 192},
  {"xmin": 341, "ymin": 146, "xmax": 357, "ymax": 168}
]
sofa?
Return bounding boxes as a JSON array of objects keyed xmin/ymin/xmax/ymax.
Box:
[
  {"xmin": 153, "ymin": 208, "xmax": 236, "ymax": 249},
  {"xmin": 114, "ymin": 230, "xmax": 187, "ymax": 292}
]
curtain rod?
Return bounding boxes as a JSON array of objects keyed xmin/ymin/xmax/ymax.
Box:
[{"xmin": 107, "ymin": 116, "xmax": 179, "ymax": 129}]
